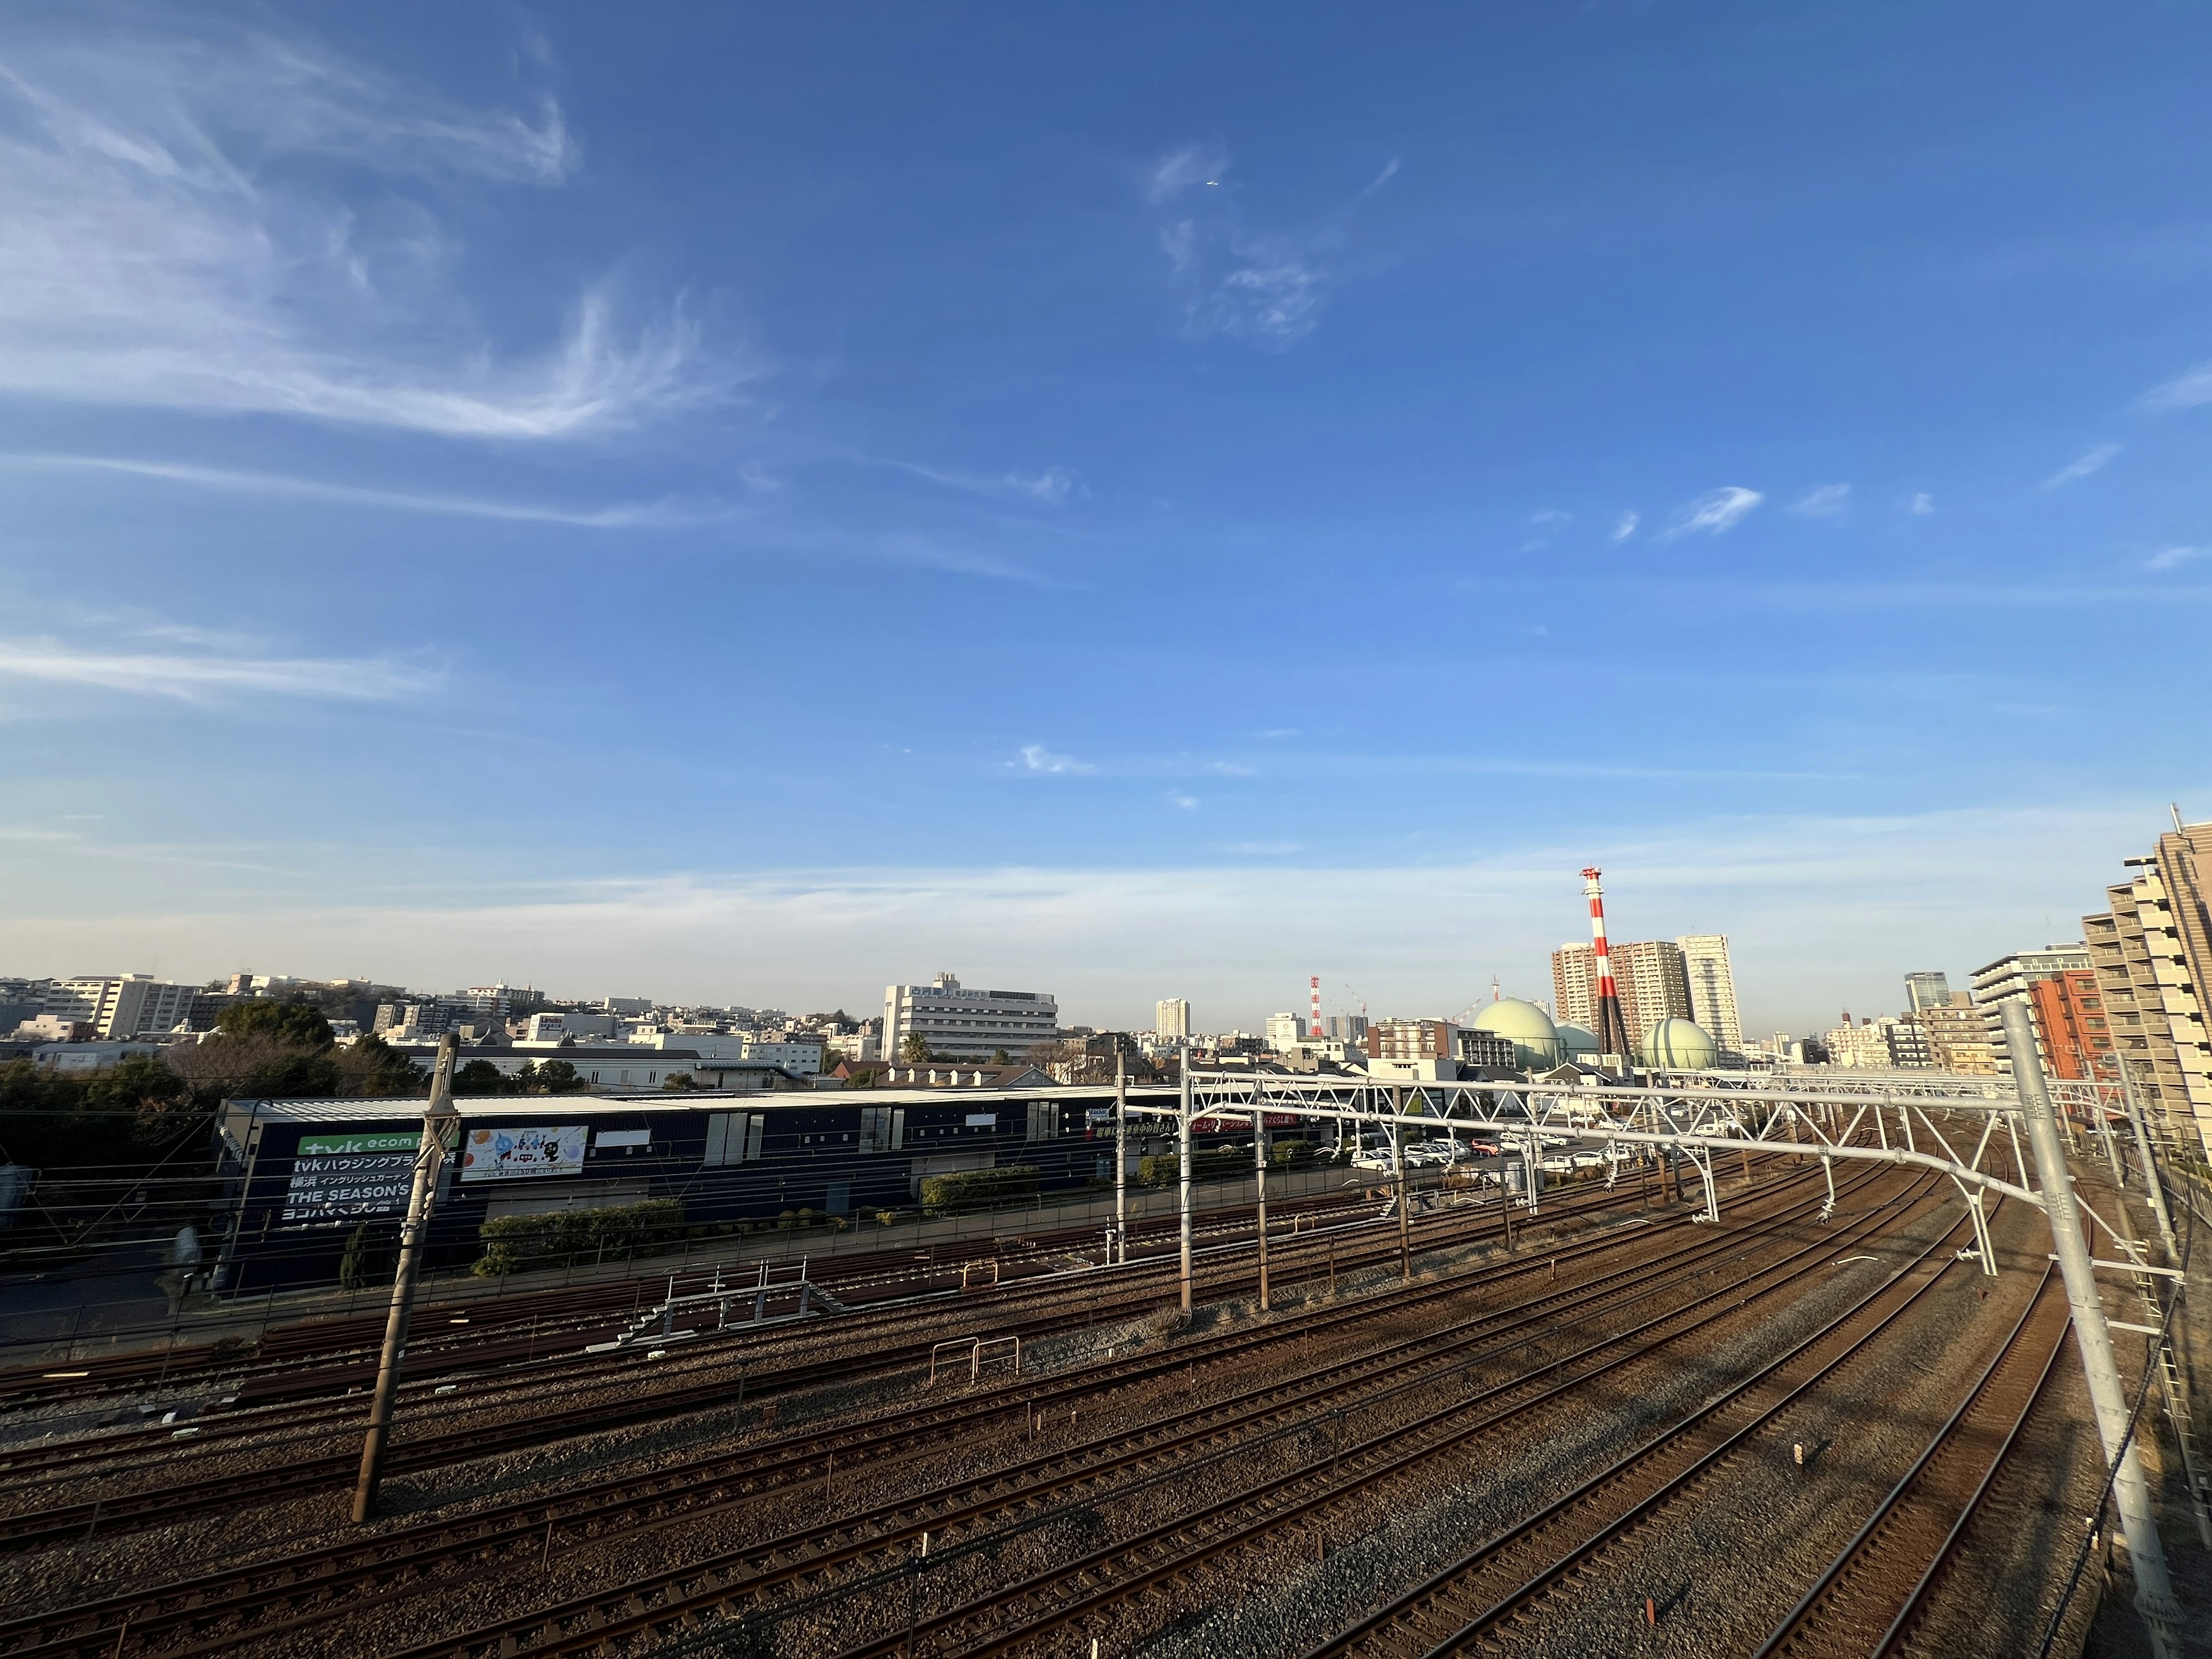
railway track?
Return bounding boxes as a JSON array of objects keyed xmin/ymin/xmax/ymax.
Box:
[
  {"xmin": 1749, "ymin": 1265, "xmax": 2071, "ymax": 1659},
  {"xmin": 360, "ymin": 1168, "xmax": 1941, "ymax": 1659},
  {"xmin": 0, "ymin": 1162, "xmax": 1878, "ymax": 1657},
  {"xmin": 1300, "ymin": 1218, "xmax": 2013, "ymax": 1656},
  {"xmin": 0, "ymin": 1159, "xmax": 1702, "ymax": 1506}
]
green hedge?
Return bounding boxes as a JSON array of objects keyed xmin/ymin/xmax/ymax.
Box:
[
  {"xmin": 919, "ymin": 1165, "xmax": 1039, "ymax": 1215},
  {"xmin": 1139, "ymin": 1147, "xmax": 1254, "ymax": 1187},
  {"xmin": 472, "ymin": 1198, "xmax": 686, "ymax": 1277}
]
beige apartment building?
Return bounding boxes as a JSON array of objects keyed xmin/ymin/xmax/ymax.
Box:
[
  {"xmin": 1554, "ymin": 938, "xmax": 1691, "ymax": 1056},
  {"xmin": 1909, "ymin": 994, "xmax": 2001, "ymax": 1074},
  {"xmin": 2083, "ymin": 819, "xmax": 2212, "ymax": 1152}
]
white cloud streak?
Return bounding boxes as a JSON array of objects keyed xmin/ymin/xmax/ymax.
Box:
[
  {"xmin": 1146, "ymin": 143, "xmax": 1227, "ymax": 203},
  {"xmin": 2040, "ymin": 442, "xmax": 2121, "ymax": 490},
  {"xmin": 1789, "ymin": 484, "xmax": 1850, "ymax": 518},
  {"xmin": 1611, "ymin": 511, "xmax": 1639, "ymax": 541},
  {"xmin": 0, "ymin": 21, "xmax": 724, "ymax": 438},
  {"xmin": 2145, "ymin": 546, "xmax": 2210, "ymax": 572},
  {"xmin": 0, "ymin": 453, "xmax": 721, "ymax": 527},
  {"xmin": 1906, "ymin": 493, "xmax": 1936, "ymax": 516},
  {"xmin": 1013, "ymin": 744, "xmax": 1096, "ymax": 775},
  {"xmin": 878, "ymin": 459, "xmax": 1080, "ymax": 505},
  {"xmin": 1657, "ymin": 486, "xmax": 1763, "ymax": 540},
  {"xmin": 2137, "ymin": 361, "xmax": 2212, "ymax": 412},
  {"xmin": 1360, "ymin": 157, "xmax": 1401, "ymax": 197},
  {"xmin": 0, "ymin": 637, "xmax": 440, "ymax": 702}
]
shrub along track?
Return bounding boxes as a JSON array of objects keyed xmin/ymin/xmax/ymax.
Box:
[
  {"xmin": 0, "ymin": 1153, "xmax": 1741, "ymax": 1542},
  {"xmin": 309, "ymin": 1166, "xmax": 1931, "ymax": 1659},
  {"xmin": 0, "ymin": 1159, "xmax": 1876, "ymax": 1657}
]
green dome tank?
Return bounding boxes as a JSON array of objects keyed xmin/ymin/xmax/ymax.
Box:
[
  {"xmin": 1555, "ymin": 1022, "xmax": 1600, "ymax": 1059},
  {"xmin": 1469, "ymin": 998, "xmax": 1565, "ymax": 1070},
  {"xmin": 1641, "ymin": 1017, "xmax": 1719, "ymax": 1070}
]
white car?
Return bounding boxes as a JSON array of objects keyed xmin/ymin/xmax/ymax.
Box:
[{"xmin": 1351, "ymin": 1150, "xmax": 1396, "ymax": 1172}]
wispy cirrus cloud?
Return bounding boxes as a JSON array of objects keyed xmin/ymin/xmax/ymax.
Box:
[
  {"xmin": 2145, "ymin": 546, "xmax": 2210, "ymax": 572},
  {"xmin": 2137, "ymin": 361, "xmax": 2212, "ymax": 412},
  {"xmin": 0, "ymin": 637, "xmax": 440, "ymax": 702},
  {"xmin": 1012, "ymin": 744, "xmax": 1096, "ymax": 775},
  {"xmin": 0, "ymin": 18, "xmax": 728, "ymax": 438},
  {"xmin": 877, "ymin": 459, "xmax": 1081, "ymax": 505},
  {"xmin": 1611, "ymin": 511, "xmax": 1639, "ymax": 542},
  {"xmin": 2040, "ymin": 442, "xmax": 2121, "ymax": 490},
  {"xmin": 0, "ymin": 453, "xmax": 724, "ymax": 527},
  {"xmin": 1656, "ymin": 486, "xmax": 1763, "ymax": 541},
  {"xmin": 1789, "ymin": 484, "xmax": 1850, "ymax": 518},
  {"xmin": 1905, "ymin": 492, "xmax": 1936, "ymax": 516},
  {"xmin": 1148, "ymin": 143, "xmax": 1333, "ymax": 349}
]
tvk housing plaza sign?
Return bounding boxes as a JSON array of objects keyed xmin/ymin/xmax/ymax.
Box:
[{"xmin": 279, "ymin": 1132, "xmax": 419, "ymax": 1226}]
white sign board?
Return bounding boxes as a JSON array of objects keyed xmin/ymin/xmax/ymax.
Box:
[{"xmin": 460, "ymin": 1124, "xmax": 587, "ymax": 1182}]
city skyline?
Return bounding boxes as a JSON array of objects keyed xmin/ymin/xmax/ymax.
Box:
[{"xmin": 2, "ymin": 8, "xmax": 2207, "ymax": 1038}]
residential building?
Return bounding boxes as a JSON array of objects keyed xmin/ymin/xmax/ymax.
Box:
[
  {"xmin": 2082, "ymin": 819, "xmax": 2212, "ymax": 1150},
  {"xmin": 1365, "ymin": 1018, "xmax": 1457, "ymax": 1062},
  {"xmin": 1453, "ymin": 1028, "xmax": 1519, "ymax": 1071},
  {"xmin": 44, "ymin": 975, "xmax": 199, "ymax": 1039},
  {"xmin": 1554, "ymin": 939, "xmax": 1691, "ymax": 1055},
  {"xmin": 374, "ymin": 1002, "xmax": 453, "ymax": 1040},
  {"xmin": 1910, "ymin": 995, "xmax": 2001, "ymax": 1074},
  {"xmin": 2027, "ymin": 969, "xmax": 2118, "ymax": 1082},
  {"xmin": 882, "ymin": 973, "xmax": 1059, "ymax": 1061},
  {"xmin": 1675, "ymin": 934, "xmax": 1743, "ymax": 1054},
  {"xmin": 1155, "ymin": 999, "xmax": 1191, "ymax": 1039},
  {"xmin": 1823, "ymin": 1015, "xmax": 1929, "ymax": 1069},
  {"xmin": 1969, "ymin": 944, "xmax": 2093, "ymax": 1072},
  {"xmin": 1904, "ymin": 971, "xmax": 1953, "ymax": 1012},
  {"xmin": 1324, "ymin": 1013, "xmax": 1368, "ymax": 1042},
  {"xmin": 741, "ymin": 1036, "xmax": 825, "ymax": 1076}
]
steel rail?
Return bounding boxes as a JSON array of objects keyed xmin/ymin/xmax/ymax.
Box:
[{"xmin": 47, "ymin": 1170, "xmax": 1890, "ymax": 1659}]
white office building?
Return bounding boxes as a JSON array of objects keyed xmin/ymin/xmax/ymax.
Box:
[
  {"xmin": 1155, "ymin": 998, "xmax": 1191, "ymax": 1039},
  {"xmin": 46, "ymin": 975, "xmax": 199, "ymax": 1039},
  {"xmin": 883, "ymin": 973, "xmax": 1059, "ymax": 1060},
  {"xmin": 1264, "ymin": 1012, "xmax": 1305, "ymax": 1051},
  {"xmin": 1676, "ymin": 934, "xmax": 1744, "ymax": 1055}
]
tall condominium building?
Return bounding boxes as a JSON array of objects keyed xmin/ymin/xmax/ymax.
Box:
[
  {"xmin": 1554, "ymin": 940, "xmax": 1691, "ymax": 1056},
  {"xmin": 2027, "ymin": 969, "xmax": 2118, "ymax": 1082},
  {"xmin": 1155, "ymin": 998, "xmax": 1191, "ymax": 1039},
  {"xmin": 1969, "ymin": 944, "xmax": 2092, "ymax": 1072},
  {"xmin": 1675, "ymin": 934, "xmax": 1743, "ymax": 1054},
  {"xmin": 882, "ymin": 972, "xmax": 1059, "ymax": 1061},
  {"xmin": 2082, "ymin": 820, "xmax": 2212, "ymax": 1151},
  {"xmin": 1324, "ymin": 1013, "xmax": 1368, "ymax": 1042},
  {"xmin": 1904, "ymin": 971, "xmax": 1953, "ymax": 1012},
  {"xmin": 44, "ymin": 975, "xmax": 199, "ymax": 1039},
  {"xmin": 1825, "ymin": 1014, "xmax": 1931, "ymax": 1069}
]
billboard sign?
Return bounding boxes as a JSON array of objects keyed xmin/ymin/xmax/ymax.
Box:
[
  {"xmin": 280, "ymin": 1134, "xmax": 419, "ymax": 1226},
  {"xmin": 460, "ymin": 1124, "xmax": 587, "ymax": 1182}
]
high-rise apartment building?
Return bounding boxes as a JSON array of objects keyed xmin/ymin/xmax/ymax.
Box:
[
  {"xmin": 1676, "ymin": 934, "xmax": 1743, "ymax": 1054},
  {"xmin": 1904, "ymin": 972, "xmax": 1953, "ymax": 1012},
  {"xmin": 1154, "ymin": 998, "xmax": 1191, "ymax": 1039},
  {"xmin": 2027, "ymin": 969, "xmax": 2118, "ymax": 1082},
  {"xmin": 882, "ymin": 973, "xmax": 1059, "ymax": 1061},
  {"xmin": 1970, "ymin": 945, "xmax": 2093, "ymax": 1072},
  {"xmin": 2082, "ymin": 820, "xmax": 2212, "ymax": 1150},
  {"xmin": 1555, "ymin": 940, "xmax": 1691, "ymax": 1055},
  {"xmin": 44, "ymin": 975, "xmax": 198, "ymax": 1039}
]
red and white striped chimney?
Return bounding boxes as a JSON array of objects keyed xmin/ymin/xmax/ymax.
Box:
[
  {"xmin": 1582, "ymin": 866, "xmax": 1635, "ymax": 1066},
  {"xmin": 1309, "ymin": 975, "xmax": 1323, "ymax": 1039}
]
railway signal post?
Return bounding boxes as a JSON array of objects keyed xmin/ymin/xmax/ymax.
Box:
[
  {"xmin": 351, "ymin": 1032, "xmax": 460, "ymax": 1524},
  {"xmin": 1178, "ymin": 1039, "xmax": 1193, "ymax": 1315}
]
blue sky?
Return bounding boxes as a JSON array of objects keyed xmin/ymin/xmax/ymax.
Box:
[{"xmin": 2, "ymin": 3, "xmax": 2207, "ymax": 1035}]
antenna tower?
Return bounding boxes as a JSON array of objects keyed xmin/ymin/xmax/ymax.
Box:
[
  {"xmin": 1309, "ymin": 976, "xmax": 1323, "ymax": 1038},
  {"xmin": 1581, "ymin": 866, "xmax": 1635, "ymax": 1068}
]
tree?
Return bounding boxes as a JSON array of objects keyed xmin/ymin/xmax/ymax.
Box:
[
  {"xmin": 661, "ymin": 1071, "xmax": 700, "ymax": 1092},
  {"xmin": 900, "ymin": 1032, "xmax": 931, "ymax": 1064},
  {"xmin": 991, "ymin": 1048, "xmax": 1009, "ymax": 1065},
  {"xmin": 215, "ymin": 998, "xmax": 335, "ymax": 1049},
  {"xmin": 335, "ymin": 1032, "xmax": 426, "ymax": 1097},
  {"xmin": 454, "ymin": 1059, "xmax": 512, "ymax": 1096},
  {"xmin": 533, "ymin": 1058, "xmax": 588, "ymax": 1094}
]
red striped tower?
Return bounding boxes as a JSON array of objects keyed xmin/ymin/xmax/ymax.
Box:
[
  {"xmin": 1581, "ymin": 867, "xmax": 1635, "ymax": 1067},
  {"xmin": 1309, "ymin": 976, "xmax": 1323, "ymax": 1039}
]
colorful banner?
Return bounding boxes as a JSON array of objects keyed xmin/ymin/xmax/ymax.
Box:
[{"xmin": 460, "ymin": 1124, "xmax": 588, "ymax": 1182}]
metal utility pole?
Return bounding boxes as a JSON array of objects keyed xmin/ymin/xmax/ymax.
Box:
[
  {"xmin": 2116, "ymin": 1056, "xmax": 2179, "ymax": 1264},
  {"xmin": 2005, "ymin": 1003, "xmax": 2183, "ymax": 1658},
  {"xmin": 1252, "ymin": 1104, "xmax": 1270, "ymax": 1310},
  {"xmin": 1392, "ymin": 1086, "xmax": 1412, "ymax": 1282},
  {"xmin": 1178, "ymin": 1040, "xmax": 1193, "ymax": 1315},
  {"xmin": 351, "ymin": 1033, "xmax": 460, "ymax": 1524},
  {"xmin": 1112, "ymin": 1053, "xmax": 1127, "ymax": 1266}
]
